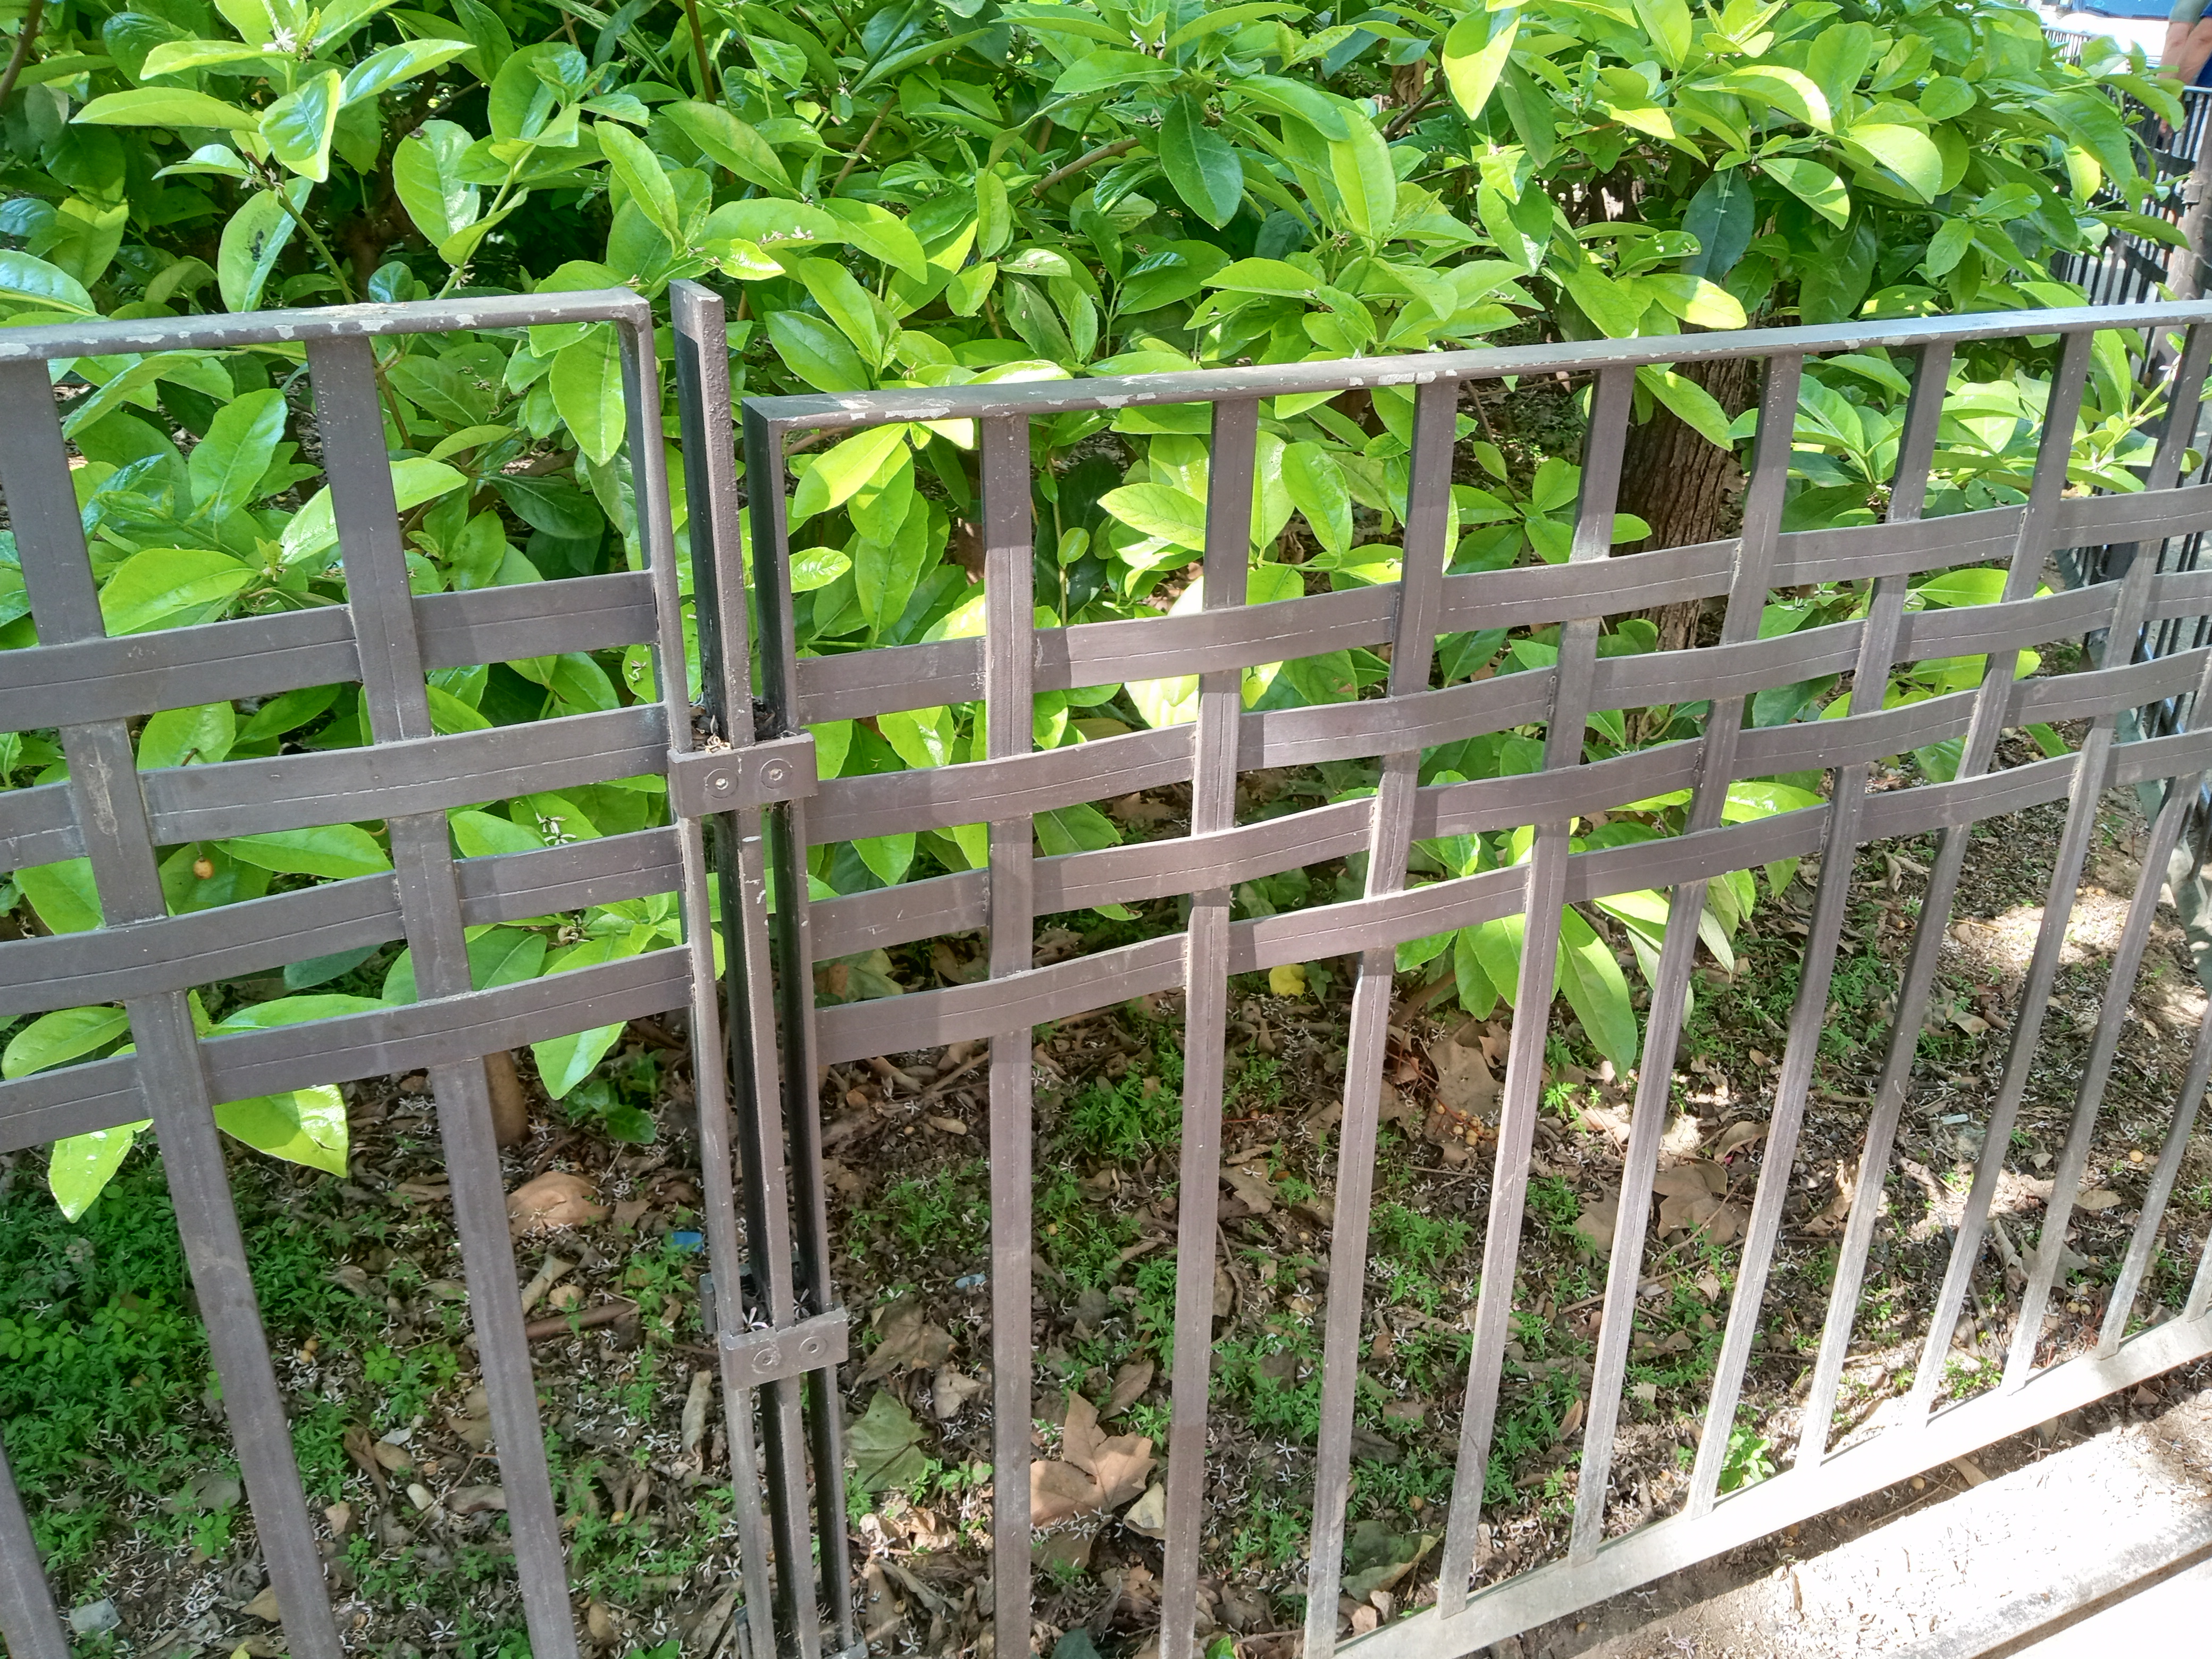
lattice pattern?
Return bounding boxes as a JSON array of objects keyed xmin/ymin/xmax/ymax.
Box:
[
  {"xmin": 0, "ymin": 294, "xmax": 826, "ymax": 1659},
  {"xmin": 731, "ymin": 294, "xmax": 2212, "ymax": 1659}
]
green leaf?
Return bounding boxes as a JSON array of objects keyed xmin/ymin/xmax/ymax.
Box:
[
  {"xmin": 1636, "ymin": 366, "xmax": 1734, "ymax": 449},
  {"xmin": 188, "ymin": 387, "xmax": 288, "ymax": 520},
  {"xmin": 1715, "ymin": 66, "xmax": 1831, "ymax": 132},
  {"xmin": 1629, "ymin": 0, "xmax": 1690, "ymax": 70},
  {"xmin": 1441, "ymin": 8, "xmax": 1520, "ymax": 121},
  {"xmin": 1233, "ymin": 75, "xmax": 1352, "ymax": 140},
  {"xmin": 1557, "ymin": 906, "xmax": 1638, "ymax": 1072},
  {"xmin": 529, "ymin": 934, "xmax": 641, "ymax": 1096},
  {"xmin": 664, "ymin": 100, "xmax": 791, "ymax": 193},
  {"xmin": 393, "ymin": 121, "xmax": 481, "ymax": 246},
  {"xmin": 1206, "ymin": 257, "xmax": 1320, "ymax": 297},
  {"xmin": 1920, "ymin": 75, "xmax": 1975, "ymax": 123},
  {"xmin": 1160, "ymin": 95, "xmax": 1244, "ymax": 230},
  {"xmin": 1050, "ymin": 48, "xmax": 1178, "ymax": 98},
  {"xmin": 1925, "ymin": 217, "xmax": 1972, "ymax": 279},
  {"xmin": 99, "ymin": 547, "xmax": 253, "ymax": 634},
  {"xmin": 599, "ymin": 120, "xmax": 682, "ymax": 247},
  {"xmin": 451, "ymin": 808, "xmax": 547, "ymax": 857},
  {"xmin": 48, "ymin": 1123, "xmax": 149, "ymax": 1221},
  {"xmin": 1283, "ymin": 442, "xmax": 1351, "ymax": 556},
  {"xmin": 261, "ymin": 68, "xmax": 343, "ymax": 181},
  {"xmin": 383, "ymin": 926, "xmax": 546, "ymax": 1002},
  {"xmin": 765, "ymin": 309, "xmax": 871, "ymax": 392},
  {"xmin": 1328, "ymin": 117, "xmax": 1399, "ymax": 243},
  {"xmin": 1100, "ymin": 482, "xmax": 1208, "ymax": 550},
  {"xmin": 819, "ymin": 199, "xmax": 929, "ymax": 282},
  {"xmin": 214, "ymin": 1085, "xmax": 348, "ymax": 1176},
  {"xmin": 550, "ymin": 325, "xmax": 626, "ymax": 466},
  {"xmin": 1453, "ymin": 927, "xmax": 1499, "ymax": 1020},
  {"xmin": 138, "ymin": 702, "xmax": 236, "ymax": 769},
  {"xmin": 283, "ymin": 459, "xmax": 467, "ymax": 566},
  {"xmin": 848, "ymin": 1389, "xmax": 929, "ymax": 1493},
  {"xmin": 218, "ymin": 180, "xmax": 312, "ymax": 312},
  {"xmin": 342, "ymin": 39, "xmax": 474, "ymax": 105},
  {"xmin": 1679, "ymin": 168, "xmax": 1755, "ymax": 280},
  {"xmin": 224, "ymin": 825, "xmax": 393, "ymax": 879},
  {"xmin": 794, "ymin": 424, "xmax": 911, "ymax": 520},
  {"xmin": 1842, "ymin": 125, "xmax": 1942, "ymax": 203},
  {"xmin": 3, "ymin": 1006, "xmax": 130, "ymax": 1080},
  {"xmin": 0, "ymin": 250, "xmax": 96, "ymax": 317},
  {"xmin": 77, "ymin": 87, "xmax": 259, "ymax": 131},
  {"xmin": 788, "ymin": 258, "xmax": 887, "ymax": 366},
  {"xmin": 1559, "ymin": 263, "xmax": 1644, "ymax": 339},
  {"xmin": 1642, "ymin": 273, "xmax": 1746, "ymax": 329},
  {"xmin": 16, "ymin": 860, "xmax": 103, "ymax": 934},
  {"xmin": 1762, "ymin": 158, "xmax": 1850, "ymax": 228}
]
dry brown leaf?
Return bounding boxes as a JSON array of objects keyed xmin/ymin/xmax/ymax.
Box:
[
  {"xmin": 1572, "ymin": 1189, "xmax": 1619, "ymax": 1253},
  {"xmin": 857, "ymin": 1297, "xmax": 955, "ymax": 1386},
  {"xmin": 1580, "ymin": 1103, "xmax": 1632, "ymax": 1149},
  {"xmin": 1105, "ymin": 1357, "xmax": 1155, "ymax": 1418},
  {"xmin": 931, "ymin": 1364, "xmax": 984, "ymax": 1420},
  {"xmin": 1121, "ymin": 1482, "xmax": 1168, "ymax": 1539},
  {"xmin": 2077, "ymin": 1188, "xmax": 2124, "ymax": 1212},
  {"xmin": 448, "ymin": 1485, "xmax": 507, "ymax": 1515},
  {"xmin": 1713, "ymin": 1120, "xmax": 1767, "ymax": 1158},
  {"xmin": 342, "ymin": 1423, "xmax": 388, "ymax": 1493},
  {"xmin": 506, "ymin": 1171, "xmax": 607, "ymax": 1234},
  {"xmin": 244, "ymin": 1587, "xmax": 282, "ymax": 1622},
  {"xmin": 681, "ymin": 1368, "xmax": 713, "ymax": 1456},
  {"xmin": 1109, "ymin": 793, "xmax": 1178, "ymax": 826},
  {"xmin": 1430, "ymin": 1022, "xmax": 1502, "ymax": 1123},
  {"xmin": 1658, "ymin": 1114, "xmax": 1704, "ymax": 1161},
  {"xmin": 1221, "ymin": 1167, "xmax": 1277, "ymax": 1213},
  {"xmin": 1030, "ymin": 1393, "xmax": 1156, "ymax": 1526}
]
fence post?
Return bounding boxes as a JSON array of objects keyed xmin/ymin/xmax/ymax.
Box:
[{"xmin": 2172, "ymin": 89, "xmax": 2212, "ymax": 300}]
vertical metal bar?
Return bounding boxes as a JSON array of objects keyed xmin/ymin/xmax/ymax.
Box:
[
  {"xmin": 978, "ymin": 413, "xmax": 1038, "ymax": 1659},
  {"xmin": 0, "ymin": 360, "xmax": 346, "ymax": 1659},
  {"xmin": 671, "ymin": 282, "xmax": 780, "ymax": 1659},
  {"xmin": 1570, "ymin": 350, "xmax": 1812, "ymax": 1551},
  {"xmin": 2096, "ymin": 768, "xmax": 2212, "ymax": 1356},
  {"xmin": 0, "ymin": 1427, "xmax": 68, "ymax": 1659},
  {"xmin": 741, "ymin": 402, "xmax": 831, "ymax": 1659},
  {"xmin": 1436, "ymin": 365, "xmax": 1636, "ymax": 1615},
  {"xmin": 1884, "ymin": 329, "xmax": 2100, "ymax": 1418},
  {"xmin": 1676, "ymin": 356, "xmax": 1833, "ymax": 1516},
  {"xmin": 308, "ymin": 336, "xmax": 582, "ymax": 1659},
  {"xmin": 1789, "ymin": 342, "xmax": 1958, "ymax": 1469},
  {"xmin": 1158, "ymin": 396, "xmax": 1258, "ymax": 1659},
  {"xmin": 1300, "ymin": 376, "xmax": 1457, "ymax": 1659}
]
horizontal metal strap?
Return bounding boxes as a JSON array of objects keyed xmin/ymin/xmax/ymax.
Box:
[
  {"xmin": 1769, "ymin": 507, "xmax": 2025, "ymax": 586},
  {"xmin": 0, "ymin": 947, "xmax": 693, "ymax": 1154},
  {"xmin": 665, "ymin": 734, "xmax": 819, "ymax": 819},
  {"xmin": 2057, "ymin": 477, "xmax": 2212, "ymax": 547},
  {"xmin": 143, "ymin": 706, "xmax": 666, "ymax": 844},
  {"xmin": 415, "ymin": 571, "xmax": 658, "ymax": 670},
  {"xmin": 718, "ymin": 1308, "xmax": 850, "ymax": 1386},
  {"xmin": 0, "ymin": 781, "xmax": 82, "ymax": 870}
]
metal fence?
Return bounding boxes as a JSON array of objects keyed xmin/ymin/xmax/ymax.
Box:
[{"xmin": 8, "ymin": 287, "xmax": 2212, "ymax": 1659}]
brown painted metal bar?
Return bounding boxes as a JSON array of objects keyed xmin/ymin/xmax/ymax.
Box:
[
  {"xmin": 309, "ymin": 335, "xmax": 582, "ymax": 1659},
  {"xmin": 741, "ymin": 403, "xmax": 833, "ymax": 1659},
  {"xmin": 1436, "ymin": 364, "xmax": 1637, "ymax": 1615},
  {"xmin": 1302, "ymin": 375, "xmax": 1459, "ymax": 1658},
  {"xmin": 979, "ymin": 411, "xmax": 1040, "ymax": 1659},
  {"xmin": 0, "ymin": 357, "xmax": 347, "ymax": 1659},
  {"xmin": 1886, "ymin": 327, "xmax": 2102, "ymax": 1419},
  {"xmin": 672, "ymin": 281, "xmax": 781, "ymax": 1659},
  {"xmin": 1789, "ymin": 341, "xmax": 1960, "ymax": 1468},
  {"xmin": 0, "ymin": 1428, "xmax": 66, "ymax": 1659},
  {"xmin": 1158, "ymin": 396, "xmax": 1259, "ymax": 1659}
]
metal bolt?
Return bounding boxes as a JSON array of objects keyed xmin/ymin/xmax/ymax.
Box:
[
  {"xmin": 709, "ymin": 770, "xmax": 735, "ymax": 795},
  {"xmin": 752, "ymin": 1347, "xmax": 780, "ymax": 1372},
  {"xmin": 760, "ymin": 757, "xmax": 791, "ymax": 789}
]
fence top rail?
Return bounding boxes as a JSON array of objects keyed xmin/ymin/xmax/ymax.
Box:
[
  {"xmin": 743, "ymin": 298, "xmax": 2212, "ymax": 434},
  {"xmin": 0, "ymin": 288, "xmax": 651, "ymax": 361}
]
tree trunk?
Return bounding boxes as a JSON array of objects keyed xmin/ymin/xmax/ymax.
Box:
[{"xmin": 1615, "ymin": 355, "xmax": 1760, "ymax": 653}]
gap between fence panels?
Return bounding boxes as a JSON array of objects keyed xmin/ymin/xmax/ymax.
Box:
[{"xmin": 1, "ymin": 290, "xmax": 2212, "ymax": 1659}]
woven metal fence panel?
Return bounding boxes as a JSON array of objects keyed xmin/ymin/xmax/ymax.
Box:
[
  {"xmin": 720, "ymin": 287, "xmax": 2212, "ymax": 1659},
  {"xmin": 0, "ymin": 293, "xmax": 848, "ymax": 1659}
]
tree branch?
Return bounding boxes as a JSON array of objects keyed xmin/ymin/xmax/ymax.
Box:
[
  {"xmin": 829, "ymin": 95, "xmax": 895, "ymax": 196},
  {"xmin": 0, "ymin": 0, "xmax": 47, "ymax": 111},
  {"xmin": 1029, "ymin": 135, "xmax": 1137, "ymax": 200}
]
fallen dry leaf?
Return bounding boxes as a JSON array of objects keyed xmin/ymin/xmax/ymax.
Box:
[
  {"xmin": 1030, "ymin": 1393, "xmax": 1155, "ymax": 1527},
  {"xmin": 1430, "ymin": 1021, "xmax": 1501, "ymax": 1123},
  {"xmin": 682, "ymin": 1368, "xmax": 713, "ymax": 1456},
  {"xmin": 448, "ymin": 1485, "xmax": 507, "ymax": 1515},
  {"xmin": 506, "ymin": 1171, "xmax": 607, "ymax": 1235},
  {"xmin": 1221, "ymin": 1167, "xmax": 1277, "ymax": 1214},
  {"xmin": 244, "ymin": 1587, "xmax": 282, "ymax": 1622},
  {"xmin": 1032, "ymin": 1526, "xmax": 1095, "ymax": 1573},
  {"xmin": 857, "ymin": 1296, "xmax": 956, "ymax": 1386},
  {"xmin": 2077, "ymin": 1188, "xmax": 2124, "ymax": 1212},
  {"xmin": 1121, "ymin": 1482, "xmax": 1168, "ymax": 1539},
  {"xmin": 932, "ymin": 1364, "xmax": 985, "ymax": 1420},
  {"xmin": 1713, "ymin": 1119, "xmax": 1767, "ymax": 1158},
  {"xmin": 342, "ymin": 1423, "xmax": 388, "ymax": 1494},
  {"xmin": 1654, "ymin": 1161, "xmax": 1745, "ymax": 1243},
  {"xmin": 1105, "ymin": 1357, "xmax": 1155, "ymax": 1418},
  {"xmin": 1573, "ymin": 1189, "xmax": 1620, "ymax": 1253}
]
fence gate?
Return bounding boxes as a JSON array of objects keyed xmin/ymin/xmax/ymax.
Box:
[
  {"xmin": 0, "ymin": 292, "xmax": 850, "ymax": 1659},
  {"xmin": 706, "ymin": 285, "xmax": 2212, "ymax": 1659},
  {"xmin": 10, "ymin": 286, "xmax": 2212, "ymax": 1659}
]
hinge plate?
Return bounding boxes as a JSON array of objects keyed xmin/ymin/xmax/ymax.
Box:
[
  {"xmin": 716, "ymin": 1306, "xmax": 849, "ymax": 1386},
  {"xmin": 668, "ymin": 733, "xmax": 818, "ymax": 818}
]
